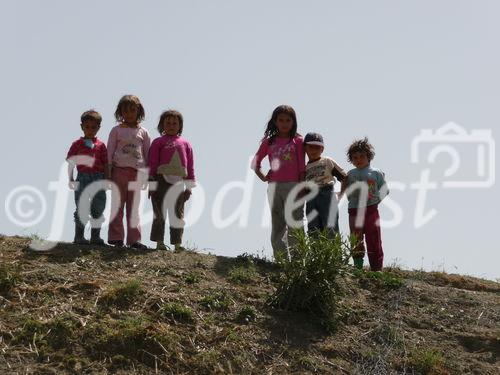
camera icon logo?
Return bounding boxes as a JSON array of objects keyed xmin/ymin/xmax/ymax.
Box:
[{"xmin": 411, "ymin": 122, "xmax": 495, "ymax": 188}]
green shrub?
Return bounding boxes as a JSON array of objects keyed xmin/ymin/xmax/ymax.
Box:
[
  {"xmin": 268, "ymin": 230, "xmax": 352, "ymax": 331},
  {"xmin": 183, "ymin": 272, "xmax": 201, "ymax": 284},
  {"xmin": 200, "ymin": 290, "xmax": 232, "ymax": 311},
  {"xmin": 237, "ymin": 305, "xmax": 257, "ymax": 323},
  {"xmin": 227, "ymin": 263, "xmax": 258, "ymax": 284},
  {"xmin": 355, "ymin": 269, "xmax": 404, "ymax": 290},
  {"xmin": 100, "ymin": 279, "xmax": 142, "ymax": 307},
  {"xmin": 160, "ymin": 302, "xmax": 194, "ymax": 323},
  {"xmin": 409, "ymin": 348, "xmax": 445, "ymax": 374}
]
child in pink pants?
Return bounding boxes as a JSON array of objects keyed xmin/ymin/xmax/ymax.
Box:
[
  {"xmin": 107, "ymin": 95, "xmax": 151, "ymax": 249},
  {"xmin": 340, "ymin": 138, "xmax": 389, "ymax": 271}
]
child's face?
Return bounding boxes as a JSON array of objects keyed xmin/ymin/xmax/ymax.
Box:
[
  {"xmin": 163, "ymin": 116, "xmax": 181, "ymax": 136},
  {"xmin": 275, "ymin": 113, "xmax": 294, "ymax": 136},
  {"xmin": 305, "ymin": 144, "xmax": 323, "ymax": 160},
  {"xmin": 351, "ymin": 151, "xmax": 370, "ymax": 169},
  {"xmin": 122, "ymin": 104, "xmax": 139, "ymax": 124},
  {"xmin": 81, "ymin": 119, "xmax": 100, "ymax": 139}
]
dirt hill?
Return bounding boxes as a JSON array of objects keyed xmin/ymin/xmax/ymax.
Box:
[{"xmin": 0, "ymin": 235, "xmax": 499, "ymax": 374}]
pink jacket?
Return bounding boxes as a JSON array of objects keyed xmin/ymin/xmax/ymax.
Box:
[{"xmin": 148, "ymin": 135, "xmax": 196, "ymax": 188}]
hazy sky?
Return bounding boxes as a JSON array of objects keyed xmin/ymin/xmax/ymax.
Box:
[{"xmin": 1, "ymin": 1, "xmax": 498, "ymax": 279}]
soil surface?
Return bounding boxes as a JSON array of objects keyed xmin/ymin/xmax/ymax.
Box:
[{"xmin": 1, "ymin": 235, "xmax": 499, "ymax": 374}]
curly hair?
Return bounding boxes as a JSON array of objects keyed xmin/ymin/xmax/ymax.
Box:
[
  {"xmin": 80, "ymin": 109, "xmax": 102, "ymax": 124},
  {"xmin": 262, "ymin": 105, "xmax": 298, "ymax": 144},
  {"xmin": 157, "ymin": 110, "xmax": 183, "ymax": 135},
  {"xmin": 114, "ymin": 95, "xmax": 145, "ymax": 123},
  {"xmin": 347, "ymin": 137, "xmax": 375, "ymax": 162}
]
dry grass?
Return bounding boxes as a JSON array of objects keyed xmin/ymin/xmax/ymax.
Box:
[{"xmin": 0, "ymin": 235, "xmax": 498, "ymax": 374}]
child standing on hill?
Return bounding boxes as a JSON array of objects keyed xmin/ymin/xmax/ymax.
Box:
[
  {"xmin": 148, "ymin": 110, "xmax": 195, "ymax": 251},
  {"xmin": 66, "ymin": 110, "xmax": 108, "ymax": 245},
  {"xmin": 304, "ymin": 132, "xmax": 346, "ymax": 237},
  {"xmin": 107, "ymin": 95, "xmax": 151, "ymax": 249},
  {"xmin": 252, "ymin": 105, "xmax": 306, "ymax": 260},
  {"xmin": 340, "ymin": 138, "xmax": 389, "ymax": 271}
]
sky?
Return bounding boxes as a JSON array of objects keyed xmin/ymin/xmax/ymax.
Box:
[{"xmin": 1, "ymin": 1, "xmax": 498, "ymax": 279}]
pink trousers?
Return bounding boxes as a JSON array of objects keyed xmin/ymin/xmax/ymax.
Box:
[
  {"xmin": 349, "ymin": 204, "xmax": 384, "ymax": 271},
  {"xmin": 108, "ymin": 167, "xmax": 142, "ymax": 245}
]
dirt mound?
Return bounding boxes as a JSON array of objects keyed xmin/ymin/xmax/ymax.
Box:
[{"xmin": 0, "ymin": 236, "xmax": 498, "ymax": 374}]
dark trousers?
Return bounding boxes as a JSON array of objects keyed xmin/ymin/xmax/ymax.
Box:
[
  {"xmin": 150, "ymin": 177, "xmax": 186, "ymax": 245},
  {"xmin": 306, "ymin": 185, "xmax": 339, "ymax": 237},
  {"xmin": 348, "ymin": 204, "xmax": 384, "ymax": 271},
  {"xmin": 74, "ymin": 172, "xmax": 106, "ymax": 229}
]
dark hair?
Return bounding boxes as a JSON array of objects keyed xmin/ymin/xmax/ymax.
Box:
[
  {"xmin": 262, "ymin": 105, "xmax": 298, "ymax": 144},
  {"xmin": 80, "ymin": 109, "xmax": 102, "ymax": 124},
  {"xmin": 347, "ymin": 137, "xmax": 376, "ymax": 162},
  {"xmin": 114, "ymin": 95, "xmax": 145, "ymax": 124},
  {"xmin": 157, "ymin": 110, "xmax": 184, "ymax": 135}
]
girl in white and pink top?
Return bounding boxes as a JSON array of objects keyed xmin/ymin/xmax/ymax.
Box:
[
  {"xmin": 107, "ymin": 95, "xmax": 151, "ymax": 249},
  {"xmin": 251, "ymin": 105, "xmax": 306, "ymax": 259},
  {"xmin": 148, "ymin": 110, "xmax": 196, "ymax": 251}
]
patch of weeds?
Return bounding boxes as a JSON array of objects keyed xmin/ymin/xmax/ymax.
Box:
[
  {"xmin": 227, "ymin": 263, "xmax": 258, "ymax": 284},
  {"xmin": 183, "ymin": 271, "xmax": 201, "ymax": 284},
  {"xmin": 268, "ymin": 230, "xmax": 352, "ymax": 332},
  {"xmin": 200, "ymin": 289, "xmax": 232, "ymax": 311},
  {"xmin": 409, "ymin": 348, "xmax": 446, "ymax": 375},
  {"xmin": 11, "ymin": 318, "xmax": 45, "ymax": 346},
  {"xmin": 83, "ymin": 316, "xmax": 180, "ymax": 368},
  {"xmin": 295, "ymin": 353, "xmax": 324, "ymax": 372},
  {"xmin": 355, "ymin": 269, "xmax": 404, "ymax": 290},
  {"xmin": 370, "ymin": 324, "xmax": 403, "ymax": 346},
  {"xmin": 236, "ymin": 305, "xmax": 257, "ymax": 323},
  {"xmin": 46, "ymin": 315, "xmax": 80, "ymax": 349},
  {"xmin": 160, "ymin": 302, "xmax": 194, "ymax": 323},
  {"xmin": 99, "ymin": 279, "xmax": 142, "ymax": 308},
  {"xmin": 12, "ymin": 315, "xmax": 80, "ymax": 350},
  {"xmin": 191, "ymin": 350, "xmax": 222, "ymax": 373},
  {"xmin": 63, "ymin": 354, "xmax": 89, "ymax": 372},
  {"xmin": 0, "ymin": 264, "xmax": 19, "ymax": 296}
]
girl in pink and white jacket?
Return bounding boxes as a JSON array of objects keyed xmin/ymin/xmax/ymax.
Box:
[
  {"xmin": 107, "ymin": 95, "xmax": 151, "ymax": 249},
  {"xmin": 148, "ymin": 110, "xmax": 196, "ymax": 251}
]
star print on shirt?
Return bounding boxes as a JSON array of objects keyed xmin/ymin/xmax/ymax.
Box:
[
  {"xmin": 282, "ymin": 152, "xmax": 292, "ymax": 161},
  {"xmin": 157, "ymin": 150, "xmax": 187, "ymax": 177}
]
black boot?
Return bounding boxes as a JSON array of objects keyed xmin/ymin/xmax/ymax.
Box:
[
  {"xmin": 90, "ymin": 228, "xmax": 105, "ymax": 246},
  {"xmin": 74, "ymin": 224, "xmax": 89, "ymax": 245}
]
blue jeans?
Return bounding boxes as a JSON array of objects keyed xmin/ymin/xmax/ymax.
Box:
[
  {"xmin": 306, "ymin": 185, "xmax": 339, "ymax": 237},
  {"xmin": 74, "ymin": 172, "xmax": 106, "ymax": 228}
]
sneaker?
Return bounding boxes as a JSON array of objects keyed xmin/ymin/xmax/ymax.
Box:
[
  {"xmin": 108, "ymin": 240, "xmax": 124, "ymax": 248},
  {"xmin": 130, "ymin": 242, "xmax": 148, "ymax": 250}
]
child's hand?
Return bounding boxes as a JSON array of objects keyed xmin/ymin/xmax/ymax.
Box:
[
  {"xmin": 183, "ymin": 190, "xmax": 192, "ymax": 201},
  {"xmin": 68, "ymin": 181, "xmax": 77, "ymax": 190}
]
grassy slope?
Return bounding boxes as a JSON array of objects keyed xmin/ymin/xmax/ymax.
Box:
[{"xmin": 0, "ymin": 235, "xmax": 499, "ymax": 375}]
